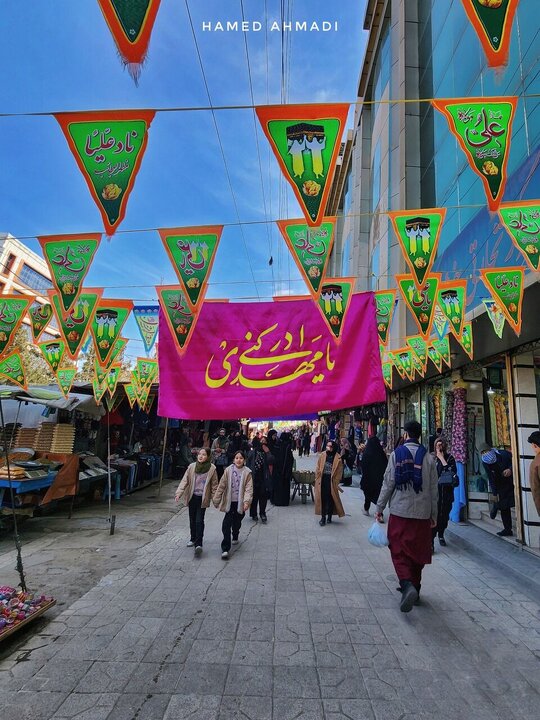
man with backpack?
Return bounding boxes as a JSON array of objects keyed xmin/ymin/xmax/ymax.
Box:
[{"xmin": 375, "ymin": 420, "xmax": 438, "ymax": 612}]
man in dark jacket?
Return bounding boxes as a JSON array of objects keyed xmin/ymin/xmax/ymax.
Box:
[{"xmin": 479, "ymin": 442, "xmax": 515, "ymax": 537}]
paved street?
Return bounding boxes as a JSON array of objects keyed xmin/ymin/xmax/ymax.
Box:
[{"xmin": 0, "ymin": 454, "xmax": 539, "ymax": 719}]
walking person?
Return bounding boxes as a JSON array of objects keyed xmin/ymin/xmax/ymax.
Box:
[
  {"xmin": 174, "ymin": 447, "xmax": 218, "ymax": 555},
  {"xmin": 432, "ymin": 438, "xmax": 458, "ymax": 548},
  {"xmin": 247, "ymin": 437, "xmax": 268, "ymax": 523},
  {"xmin": 302, "ymin": 429, "xmax": 311, "ymax": 457},
  {"xmin": 528, "ymin": 431, "xmax": 540, "ymax": 515},
  {"xmin": 211, "ymin": 427, "xmax": 229, "ymax": 479},
  {"xmin": 479, "ymin": 442, "xmax": 515, "ymax": 537},
  {"xmin": 213, "ymin": 451, "xmax": 253, "ymax": 560},
  {"xmin": 360, "ymin": 436, "xmax": 388, "ymax": 517},
  {"xmin": 314, "ymin": 440, "xmax": 345, "ymax": 526},
  {"xmin": 339, "ymin": 437, "xmax": 356, "ymax": 487},
  {"xmin": 375, "ymin": 420, "xmax": 438, "ymax": 612}
]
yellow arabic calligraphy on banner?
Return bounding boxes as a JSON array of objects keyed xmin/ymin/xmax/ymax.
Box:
[{"xmin": 204, "ymin": 322, "xmax": 336, "ymax": 390}]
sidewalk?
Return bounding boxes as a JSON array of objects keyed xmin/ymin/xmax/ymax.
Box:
[{"xmin": 0, "ymin": 458, "xmax": 539, "ymax": 719}]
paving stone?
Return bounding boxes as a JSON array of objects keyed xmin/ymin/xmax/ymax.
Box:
[
  {"xmin": 107, "ymin": 692, "xmax": 173, "ymax": 720},
  {"xmin": 175, "ymin": 662, "xmax": 228, "ymax": 695},
  {"xmin": 218, "ymin": 695, "xmax": 272, "ymax": 720},
  {"xmin": 273, "ymin": 640, "xmax": 316, "ymax": 666},
  {"xmin": 225, "ymin": 663, "xmax": 273, "ymax": 696},
  {"xmin": 123, "ymin": 661, "xmax": 183, "ymax": 694},
  {"xmin": 236, "ymin": 620, "xmax": 275, "ymax": 642},
  {"xmin": 0, "ymin": 691, "xmax": 67, "ymax": 720},
  {"xmin": 22, "ymin": 659, "xmax": 92, "ymax": 692},
  {"xmin": 232, "ymin": 640, "xmax": 274, "ymax": 665},
  {"xmin": 323, "ymin": 698, "xmax": 375, "ymax": 720},
  {"xmin": 273, "ymin": 666, "xmax": 320, "ymax": 698},
  {"xmin": 318, "ymin": 667, "xmax": 369, "ymax": 699},
  {"xmin": 73, "ymin": 660, "xmax": 138, "ymax": 693},
  {"xmin": 51, "ymin": 692, "xmax": 119, "ymax": 719},
  {"xmin": 272, "ymin": 698, "xmax": 324, "ymax": 719}
]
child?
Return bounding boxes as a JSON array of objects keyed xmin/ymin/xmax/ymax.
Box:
[
  {"xmin": 175, "ymin": 447, "xmax": 218, "ymax": 555},
  {"xmin": 213, "ymin": 451, "xmax": 253, "ymax": 559}
]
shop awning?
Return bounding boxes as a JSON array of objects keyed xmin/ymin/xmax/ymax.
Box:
[{"xmin": 0, "ymin": 385, "xmax": 104, "ymax": 418}]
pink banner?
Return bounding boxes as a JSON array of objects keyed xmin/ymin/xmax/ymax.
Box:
[{"xmin": 158, "ymin": 293, "xmax": 385, "ymax": 419}]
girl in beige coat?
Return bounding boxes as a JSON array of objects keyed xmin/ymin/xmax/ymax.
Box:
[
  {"xmin": 314, "ymin": 440, "xmax": 345, "ymax": 526},
  {"xmin": 213, "ymin": 451, "xmax": 253, "ymax": 559},
  {"xmin": 175, "ymin": 448, "xmax": 218, "ymax": 555}
]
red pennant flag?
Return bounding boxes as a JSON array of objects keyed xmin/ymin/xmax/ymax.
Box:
[
  {"xmin": 459, "ymin": 0, "xmax": 519, "ymax": 68},
  {"xmin": 97, "ymin": 0, "xmax": 162, "ymax": 83},
  {"xmin": 55, "ymin": 110, "xmax": 155, "ymax": 236},
  {"xmin": 256, "ymin": 104, "xmax": 349, "ymax": 227}
]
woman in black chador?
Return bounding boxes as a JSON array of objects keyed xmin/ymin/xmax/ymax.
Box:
[
  {"xmin": 360, "ymin": 436, "xmax": 388, "ymax": 517},
  {"xmin": 267, "ymin": 429, "xmax": 294, "ymax": 506}
]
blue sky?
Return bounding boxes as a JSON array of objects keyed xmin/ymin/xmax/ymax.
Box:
[{"xmin": 0, "ymin": 0, "xmax": 367, "ymax": 357}]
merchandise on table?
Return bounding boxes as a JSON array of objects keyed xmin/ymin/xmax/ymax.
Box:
[{"xmin": 0, "ymin": 586, "xmax": 55, "ymax": 639}]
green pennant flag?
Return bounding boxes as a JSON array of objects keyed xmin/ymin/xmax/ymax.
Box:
[
  {"xmin": 91, "ymin": 299, "xmax": 133, "ymax": 367},
  {"xmin": 457, "ymin": 321, "xmax": 474, "ymax": 360},
  {"xmin": 39, "ymin": 339, "xmax": 66, "ymax": 375},
  {"xmin": 483, "ymin": 299, "xmax": 506, "ymax": 338},
  {"xmin": 432, "ymin": 97, "xmax": 517, "ymax": 211},
  {"xmin": 276, "ymin": 218, "xmax": 335, "ymax": 299},
  {"xmin": 49, "ymin": 288, "xmax": 103, "ymax": 360},
  {"xmin": 158, "ymin": 226, "xmax": 223, "ymax": 311},
  {"xmin": 432, "ymin": 303, "xmax": 450, "ymax": 340},
  {"xmin": 256, "ymin": 104, "xmax": 349, "ymax": 227},
  {"xmin": 95, "ymin": 358, "xmax": 108, "ymax": 387},
  {"xmin": 410, "ymin": 352, "xmax": 425, "ymax": 378},
  {"xmin": 498, "ymin": 201, "xmax": 540, "ymax": 271},
  {"xmin": 374, "ymin": 289, "xmax": 397, "ymax": 345},
  {"xmin": 29, "ymin": 303, "xmax": 53, "ymax": 343},
  {"xmin": 389, "ymin": 209, "xmax": 446, "ymax": 290},
  {"xmin": 106, "ymin": 365, "xmax": 121, "ymax": 396},
  {"xmin": 56, "ymin": 367, "xmax": 77, "ymax": 399},
  {"xmin": 38, "ymin": 234, "xmax": 101, "ymax": 315},
  {"xmin": 136, "ymin": 380, "xmax": 151, "ymax": 409},
  {"xmin": 0, "ymin": 296, "xmax": 32, "ymax": 358},
  {"xmin": 92, "ymin": 375, "xmax": 107, "ymax": 405},
  {"xmin": 387, "ymin": 351, "xmax": 407, "ymax": 381},
  {"xmin": 460, "ymin": 0, "xmax": 519, "ymax": 68},
  {"xmin": 0, "ymin": 350, "xmax": 28, "ymax": 390},
  {"xmin": 394, "ymin": 349, "xmax": 414, "ymax": 381},
  {"xmin": 124, "ymin": 383, "xmax": 137, "ymax": 408},
  {"xmin": 428, "ymin": 345, "xmax": 443, "ymax": 373},
  {"xmin": 156, "ymin": 286, "xmax": 199, "ymax": 355},
  {"xmin": 55, "ymin": 110, "xmax": 155, "ymax": 236},
  {"xmin": 104, "ymin": 390, "xmax": 124, "ymax": 413},
  {"xmin": 480, "ymin": 266, "xmax": 524, "ymax": 335},
  {"xmin": 382, "ymin": 362, "xmax": 393, "ymax": 389},
  {"xmin": 406, "ymin": 336, "xmax": 429, "ymax": 372},
  {"xmin": 397, "ymin": 274, "xmax": 441, "ymax": 339},
  {"xmin": 109, "ymin": 337, "xmax": 128, "ymax": 365},
  {"xmin": 437, "ymin": 280, "xmax": 467, "ymax": 339},
  {"xmin": 316, "ymin": 278, "xmax": 355, "ymax": 342},
  {"xmin": 136, "ymin": 357, "xmax": 158, "ymax": 388},
  {"xmin": 432, "ymin": 337, "xmax": 452, "ymax": 368}
]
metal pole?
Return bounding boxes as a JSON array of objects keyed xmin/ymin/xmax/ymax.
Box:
[
  {"xmin": 10, "ymin": 400, "xmax": 22, "ymax": 449},
  {"xmin": 107, "ymin": 409, "xmax": 112, "ymax": 527},
  {"xmin": 0, "ymin": 396, "xmax": 27, "ymax": 591},
  {"xmin": 157, "ymin": 417, "xmax": 169, "ymax": 497},
  {"xmin": 505, "ymin": 353, "xmax": 525, "ymax": 544}
]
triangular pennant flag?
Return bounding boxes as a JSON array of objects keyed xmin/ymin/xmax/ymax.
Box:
[
  {"xmin": 410, "ymin": 352, "xmax": 426, "ymax": 379},
  {"xmin": 136, "ymin": 380, "xmax": 151, "ymax": 410},
  {"xmin": 428, "ymin": 344, "xmax": 444, "ymax": 373},
  {"xmin": 133, "ymin": 305, "xmax": 159, "ymax": 353},
  {"xmin": 38, "ymin": 339, "xmax": 66, "ymax": 374},
  {"xmin": 459, "ymin": 0, "xmax": 519, "ymax": 68},
  {"xmin": 456, "ymin": 321, "xmax": 474, "ymax": 360},
  {"xmin": 480, "ymin": 266, "xmax": 524, "ymax": 335},
  {"xmin": 432, "ymin": 97, "xmax": 517, "ymax": 211},
  {"xmin": 387, "ymin": 351, "xmax": 407, "ymax": 381},
  {"xmin": 156, "ymin": 286, "xmax": 199, "ymax": 356},
  {"xmin": 389, "ymin": 208, "xmax": 446, "ymax": 290},
  {"xmin": 382, "ymin": 362, "xmax": 393, "ymax": 389},
  {"xmin": 109, "ymin": 337, "xmax": 128, "ymax": 365},
  {"xmin": 92, "ymin": 375, "xmax": 107, "ymax": 405},
  {"xmin": 97, "ymin": 0, "xmax": 162, "ymax": 83},
  {"xmin": 276, "ymin": 218, "xmax": 335, "ymax": 299},
  {"xmin": 374, "ymin": 289, "xmax": 397, "ymax": 346},
  {"xmin": 124, "ymin": 383, "xmax": 137, "ymax": 409},
  {"xmin": 136, "ymin": 357, "xmax": 158, "ymax": 388},
  {"xmin": 29, "ymin": 303, "xmax": 53, "ymax": 343},
  {"xmin": 437, "ymin": 279, "xmax": 468, "ymax": 339},
  {"xmin": 81, "ymin": 335, "xmax": 92, "ymax": 355},
  {"xmin": 56, "ymin": 367, "xmax": 77, "ymax": 399},
  {"xmin": 0, "ymin": 296, "xmax": 32, "ymax": 358},
  {"xmin": 0, "ymin": 350, "xmax": 28, "ymax": 390},
  {"xmin": 396, "ymin": 274, "xmax": 441, "ymax": 339},
  {"xmin": 433, "ymin": 303, "xmax": 450, "ymax": 340},
  {"xmin": 49, "ymin": 288, "xmax": 103, "ymax": 360},
  {"xmin": 498, "ymin": 200, "xmax": 540, "ymax": 271},
  {"xmin": 158, "ymin": 226, "xmax": 223, "ymax": 312},
  {"xmin": 91, "ymin": 299, "xmax": 133, "ymax": 366},
  {"xmin": 38, "ymin": 234, "xmax": 100, "ymax": 314},
  {"xmin": 95, "ymin": 358, "xmax": 109, "ymax": 387},
  {"xmin": 106, "ymin": 364, "xmax": 122, "ymax": 396},
  {"xmin": 144, "ymin": 393, "xmax": 156, "ymax": 413},
  {"xmin": 131, "ymin": 367, "xmax": 142, "ymax": 393},
  {"xmin": 256, "ymin": 104, "xmax": 349, "ymax": 227},
  {"xmin": 432, "ymin": 337, "xmax": 452, "ymax": 368},
  {"xmin": 483, "ymin": 298, "xmax": 506, "ymax": 338},
  {"xmin": 316, "ymin": 278, "xmax": 355, "ymax": 343},
  {"xmin": 406, "ymin": 336, "xmax": 429, "ymax": 372},
  {"xmin": 104, "ymin": 391, "xmax": 124, "ymax": 413},
  {"xmin": 393, "ymin": 349, "xmax": 415, "ymax": 382},
  {"xmin": 55, "ymin": 110, "xmax": 155, "ymax": 235}
]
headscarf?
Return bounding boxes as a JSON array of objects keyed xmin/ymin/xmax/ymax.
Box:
[
  {"xmin": 481, "ymin": 450, "xmax": 497, "ymax": 465},
  {"xmin": 326, "ymin": 440, "xmax": 339, "ymax": 458},
  {"xmin": 195, "ymin": 458, "xmax": 212, "ymax": 474}
]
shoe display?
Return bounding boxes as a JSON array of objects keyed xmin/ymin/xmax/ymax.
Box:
[
  {"xmin": 319, "ymin": 518, "xmax": 326, "ymax": 526},
  {"xmin": 221, "ymin": 551, "xmax": 229, "ymax": 559},
  {"xmin": 232, "ymin": 538, "xmax": 239, "ymax": 545},
  {"xmin": 400, "ymin": 583, "xmax": 419, "ymax": 613},
  {"xmin": 195, "ymin": 546, "xmax": 203, "ymax": 555},
  {"xmin": 497, "ymin": 529, "xmax": 513, "ymax": 537},
  {"xmin": 260, "ymin": 514, "xmax": 267, "ymax": 523},
  {"xmin": 186, "ymin": 540, "xmax": 195, "ymax": 547},
  {"xmin": 438, "ymin": 536, "xmax": 447, "ymax": 546}
]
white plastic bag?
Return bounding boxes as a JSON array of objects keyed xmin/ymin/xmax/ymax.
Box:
[{"xmin": 368, "ymin": 521, "xmax": 389, "ymax": 547}]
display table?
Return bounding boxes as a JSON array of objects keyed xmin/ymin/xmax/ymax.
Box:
[{"xmin": 0, "ymin": 473, "xmax": 56, "ymax": 507}]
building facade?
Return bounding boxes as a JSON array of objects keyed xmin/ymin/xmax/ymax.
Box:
[{"xmin": 332, "ymin": 0, "xmax": 540, "ymax": 548}]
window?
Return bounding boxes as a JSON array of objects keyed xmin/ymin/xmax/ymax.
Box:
[
  {"xmin": 18, "ymin": 264, "xmax": 52, "ymax": 294},
  {"xmin": 3, "ymin": 253, "xmax": 16, "ymax": 275},
  {"xmin": 371, "ymin": 140, "xmax": 381, "ymax": 212}
]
